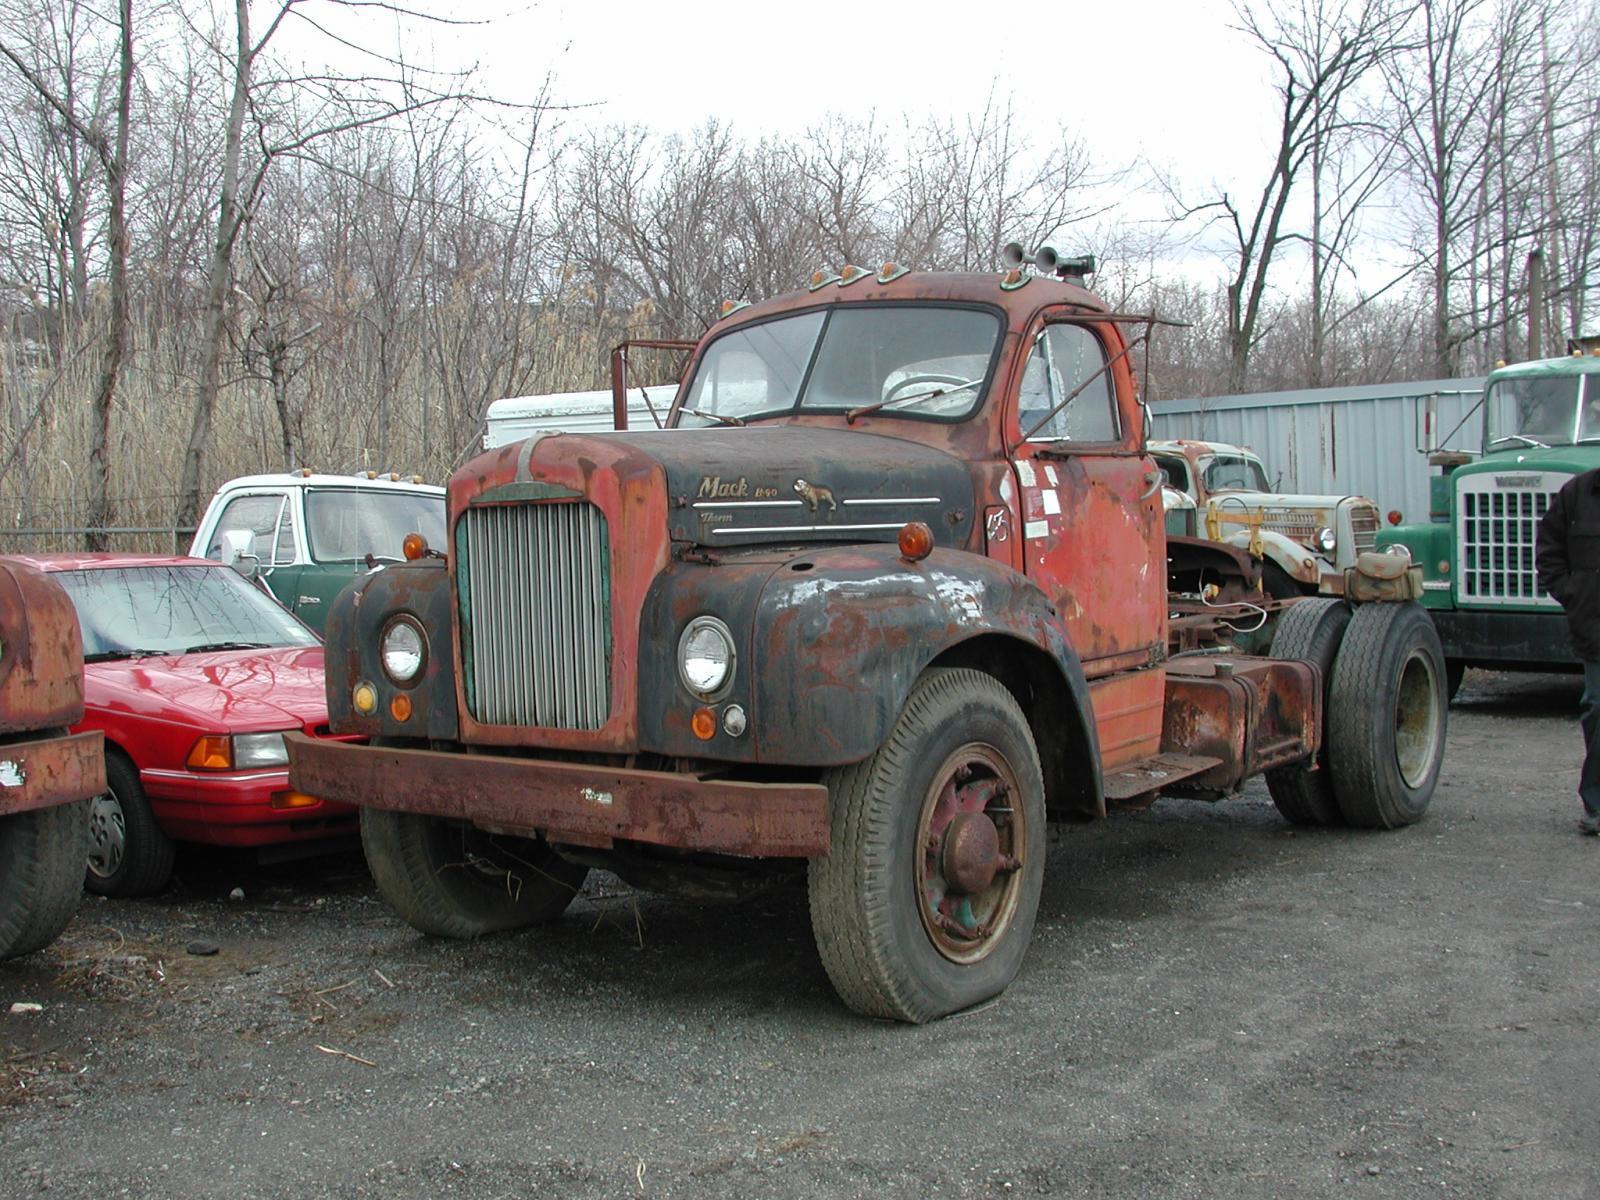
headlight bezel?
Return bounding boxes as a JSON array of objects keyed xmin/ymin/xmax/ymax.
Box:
[
  {"xmin": 380, "ymin": 614, "xmax": 428, "ymax": 686},
  {"xmin": 677, "ymin": 615, "xmax": 737, "ymax": 701},
  {"xmin": 1315, "ymin": 526, "xmax": 1338, "ymax": 554},
  {"xmin": 232, "ymin": 731, "xmax": 290, "ymax": 769}
]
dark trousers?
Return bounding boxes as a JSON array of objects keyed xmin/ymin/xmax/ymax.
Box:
[{"xmin": 1580, "ymin": 661, "xmax": 1600, "ymax": 819}]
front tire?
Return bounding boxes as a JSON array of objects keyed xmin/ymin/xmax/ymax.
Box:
[
  {"xmin": 1327, "ymin": 603, "xmax": 1447, "ymax": 828},
  {"xmin": 361, "ymin": 807, "xmax": 588, "ymax": 938},
  {"xmin": 0, "ymin": 793, "xmax": 87, "ymax": 960},
  {"xmin": 86, "ymin": 752, "xmax": 175, "ymax": 898},
  {"xmin": 807, "ymin": 668, "xmax": 1046, "ymax": 1023}
]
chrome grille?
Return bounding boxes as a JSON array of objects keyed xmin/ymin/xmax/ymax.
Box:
[
  {"xmin": 1350, "ymin": 503, "xmax": 1380, "ymax": 553},
  {"xmin": 459, "ymin": 502, "xmax": 611, "ymax": 728},
  {"xmin": 1457, "ymin": 480, "xmax": 1559, "ymax": 607},
  {"xmin": 1258, "ymin": 509, "xmax": 1320, "ymax": 541}
]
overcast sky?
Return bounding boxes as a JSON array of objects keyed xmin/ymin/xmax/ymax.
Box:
[{"xmin": 428, "ymin": 0, "xmax": 1281, "ymax": 196}]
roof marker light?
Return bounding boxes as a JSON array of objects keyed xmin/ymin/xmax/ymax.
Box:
[
  {"xmin": 877, "ymin": 262, "xmax": 909, "ymax": 283},
  {"xmin": 1000, "ymin": 268, "xmax": 1030, "ymax": 291},
  {"xmin": 809, "ymin": 269, "xmax": 841, "ymax": 291},
  {"xmin": 719, "ymin": 298, "xmax": 751, "ymax": 318},
  {"xmin": 837, "ymin": 264, "xmax": 869, "ymax": 286}
]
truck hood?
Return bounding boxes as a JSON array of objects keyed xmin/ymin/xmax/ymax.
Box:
[
  {"xmin": 1207, "ymin": 490, "xmax": 1371, "ymax": 509},
  {"xmin": 497, "ymin": 427, "xmax": 977, "ymax": 549},
  {"xmin": 1452, "ymin": 445, "xmax": 1592, "ymax": 480}
]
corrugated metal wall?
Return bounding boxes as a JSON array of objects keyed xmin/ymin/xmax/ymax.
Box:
[{"xmin": 1149, "ymin": 377, "xmax": 1486, "ymax": 519}]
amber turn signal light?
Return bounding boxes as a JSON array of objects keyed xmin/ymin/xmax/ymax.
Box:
[
  {"xmin": 691, "ymin": 707, "xmax": 717, "ymax": 740},
  {"xmin": 186, "ymin": 735, "xmax": 232, "ymax": 770},
  {"xmin": 389, "ymin": 693, "xmax": 413, "ymax": 722},
  {"xmin": 270, "ymin": 790, "xmax": 321, "ymax": 810},
  {"xmin": 1387, "ymin": 510, "xmax": 1403, "ymax": 526},
  {"xmin": 402, "ymin": 532, "xmax": 429, "ymax": 560},
  {"xmin": 898, "ymin": 521, "xmax": 934, "ymax": 562}
]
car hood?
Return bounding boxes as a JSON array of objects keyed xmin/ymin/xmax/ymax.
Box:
[{"xmin": 85, "ymin": 645, "xmax": 328, "ymax": 733}]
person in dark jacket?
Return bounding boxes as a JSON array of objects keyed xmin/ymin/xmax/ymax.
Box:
[{"xmin": 1536, "ymin": 466, "xmax": 1600, "ymax": 835}]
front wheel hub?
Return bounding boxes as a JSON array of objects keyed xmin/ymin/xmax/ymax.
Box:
[{"xmin": 941, "ymin": 810, "xmax": 1001, "ymax": 894}]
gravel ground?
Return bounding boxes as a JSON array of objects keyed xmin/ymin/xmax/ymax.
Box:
[{"xmin": 2, "ymin": 669, "xmax": 1597, "ymax": 1199}]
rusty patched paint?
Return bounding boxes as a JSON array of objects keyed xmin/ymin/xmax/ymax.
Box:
[
  {"xmin": 285, "ymin": 732, "xmax": 829, "ymax": 857},
  {"xmin": 0, "ymin": 730, "xmax": 104, "ymax": 817},
  {"xmin": 1160, "ymin": 658, "xmax": 1320, "ymax": 792},
  {"xmin": 0, "ymin": 560, "xmax": 105, "ymax": 813},
  {"xmin": 0, "ymin": 559, "xmax": 87, "ymax": 733}
]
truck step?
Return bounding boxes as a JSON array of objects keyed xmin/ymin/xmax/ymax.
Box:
[{"xmin": 1102, "ymin": 753, "xmax": 1225, "ymax": 804}]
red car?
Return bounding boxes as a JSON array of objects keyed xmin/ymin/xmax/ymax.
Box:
[{"xmin": 6, "ymin": 554, "xmax": 357, "ymax": 896}]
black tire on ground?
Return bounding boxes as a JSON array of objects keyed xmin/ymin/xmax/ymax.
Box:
[
  {"xmin": 0, "ymin": 791, "xmax": 87, "ymax": 961},
  {"xmin": 86, "ymin": 751, "xmax": 176, "ymax": 898},
  {"xmin": 807, "ymin": 668, "xmax": 1046, "ymax": 1023},
  {"xmin": 1264, "ymin": 597, "xmax": 1352, "ymax": 826},
  {"xmin": 1326, "ymin": 602, "xmax": 1448, "ymax": 829},
  {"xmin": 1445, "ymin": 658, "xmax": 1467, "ymax": 703},
  {"xmin": 361, "ymin": 807, "xmax": 589, "ymax": 938}
]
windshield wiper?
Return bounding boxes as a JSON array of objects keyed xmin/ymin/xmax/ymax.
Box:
[
  {"xmin": 677, "ymin": 406, "xmax": 745, "ymax": 427},
  {"xmin": 847, "ymin": 379, "xmax": 982, "ymax": 423},
  {"xmin": 83, "ymin": 649, "xmax": 166, "ymax": 663},
  {"xmin": 1487, "ymin": 433, "xmax": 1550, "ymax": 449},
  {"xmin": 183, "ymin": 641, "xmax": 272, "ymax": 654}
]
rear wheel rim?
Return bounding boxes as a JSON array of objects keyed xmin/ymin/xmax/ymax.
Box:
[
  {"xmin": 1394, "ymin": 648, "xmax": 1442, "ymax": 789},
  {"xmin": 86, "ymin": 791, "xmax": 127, "ymax": 879},
  {"xmin": 914, "ymin": 743, "xmax": 1026, "ymax": 965}
]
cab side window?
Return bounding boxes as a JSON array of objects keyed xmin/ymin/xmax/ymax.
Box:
[
  {"xmin": 205, "ymin": 494, "xmax": 290, "ymax": 564},
  {"xmin": 1018, "ymin": 324, "xmax": 1118, "ymax": 443}
]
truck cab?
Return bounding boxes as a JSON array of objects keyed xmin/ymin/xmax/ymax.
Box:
[
  {"xmin": 289, "ymin": 256, "xmax": 1447, "ymax": 1023},
  {"xmin": 189, "ymin": 472, "xmax": 446, "ymax": 633},
  {"xmin": 1150, "ymin": 438, "xmax": 1382, "ymax": 597},
  {"xmin": 1379, "ymin": 352, "xmax": 1600, "ymax": 691}
]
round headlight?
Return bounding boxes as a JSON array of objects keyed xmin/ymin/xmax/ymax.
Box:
[
  {"xmin": 1316, "ymin": 526, "xmax": 1337, "ymax": 554},
  {"xmin": 380, "ymin": 617, "xmax": 426, "ymax": 685},
  {"xmin": 678, "ymin": 616, "xmax": 735, "ymax": 699}
]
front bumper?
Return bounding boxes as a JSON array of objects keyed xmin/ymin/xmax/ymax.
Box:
[
  {"xmin": 1430, "ymin": 608, "xmax": 1578, "ymax": 670},
  {"xmin": 139, "ymin": 765, "xmax": 358, "ymax": 847},
  {"xmin": 0, "ymin": 731, "xmax": 104, "ymax": 817},
  {"xmin": 285, "ymin": 733, "xmax": 831, "ymax": 858}
]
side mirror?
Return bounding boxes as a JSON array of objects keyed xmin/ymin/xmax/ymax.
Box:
[{"xmin": 220, "ymin": 529, "xmax": 261, "ymax": 578}]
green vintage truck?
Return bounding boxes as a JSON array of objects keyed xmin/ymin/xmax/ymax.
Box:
[{"xmin": 1379, "ymin": 352, "xmax": 1600, "ymax": 694}]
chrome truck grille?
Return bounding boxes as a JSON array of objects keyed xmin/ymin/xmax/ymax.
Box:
[
  {"xmin": 1350, "ymin": 503, "xmax": 1379, "ymax": 553},
  {"xmin": 1456, "ymin": 475, "xmax": 1563, "ymax": 608},
  {"xmin": 1257, "ymin": 509, "xmax": 1319, "ymax": 541},
  {"xmin": 458, "ymin": 502, "xmax": 612, "ymax": 729}
]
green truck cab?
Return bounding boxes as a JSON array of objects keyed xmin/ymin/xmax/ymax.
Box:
[
  {"xmin": 189, "ymin": 472, "xmax": 447, "ymax": 634},
  {"xmin": 1378, "ymin": 352, "xmax": 1600, "ymax": 693}
]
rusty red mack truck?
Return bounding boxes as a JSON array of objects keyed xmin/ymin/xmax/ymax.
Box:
[
  {"xmin": 1, "ymin": 560, "xmax": 103, "ymax": 960},
  {"xmin": 288, "ymin": 251, "xmax": 1448, "ymax": 1022}
]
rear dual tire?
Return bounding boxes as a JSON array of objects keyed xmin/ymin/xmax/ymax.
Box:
[{"xmin": 0, "ymin": 788, "xmax": 86, "ymax": 961}]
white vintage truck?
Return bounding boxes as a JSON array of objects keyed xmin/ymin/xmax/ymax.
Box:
[{"xmin": 1149, "ymin": 438, "xmax": 1384, "ymax": 597}]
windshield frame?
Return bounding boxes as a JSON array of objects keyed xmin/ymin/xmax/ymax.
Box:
[
  {"xmin": 1483, "ymin": 371, "xmax": 1593, "ymax": 448},
  {"xmin": 670, "ymin": 301, "xmax": 1008, "ymax": 428}
]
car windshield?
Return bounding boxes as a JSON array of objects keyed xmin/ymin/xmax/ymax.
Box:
[
  {"xmin": 54, "ymin": 565, "xmax": 319, "ymax": 659},
  {"xmin": 676, "ymin": 305, "xmax": 1001, "ymax": 425},
  {"xmin": 1152, "ymin": 454, "xmax": 1193, "ymax": 494},
  {"xmin": 1485, "ymin": 375, "xmax": 1585, "ymax": 446},
  {"xmin": 1203, "ymin": 455, "xmax": 1269, "ymax": 492},
  {"xmin": 304, "ymin": 489, "xmax": 447, "ymax": 563}
]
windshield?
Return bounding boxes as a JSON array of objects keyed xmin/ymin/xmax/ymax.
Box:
[
  {"xmin": 1486, "ymin": 375, "xmax": 1584, "ymax": 446},
  {"xmin": 1203, "ymin": 455, "xmax": 1270, "ymax": 492},
  {"xmin": 676, "ymin": 305, "xmax": 1002, "ymax": 425},
  {"xmin": 54, "ymin": 565, "xmax": 319, "ymax": 658},
  {"xmin": 304, "ymin": 489, "xmax": 446, "ymax": 563}
]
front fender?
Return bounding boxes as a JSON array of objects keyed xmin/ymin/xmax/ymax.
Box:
[
  {"xmin": 322, "ymin": 560, "xmax": 458, "ymax": 740},
  {"xmin": 1224, "ymin": 529, "xmax": 1326, "ymax": 586},
  {"xmin": 639, "ymin": 545, "xmax": 1097, "ymax": 772}
]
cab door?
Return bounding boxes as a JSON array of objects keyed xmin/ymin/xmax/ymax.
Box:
[{"xmin": 1008, "ymin": 314, "xmax": 1166, "ymax": 768}]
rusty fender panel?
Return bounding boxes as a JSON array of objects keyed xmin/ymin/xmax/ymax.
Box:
[
  {"xmin": 285, "ymin": 732, "xmax": 828, "ymax": 857},
  {"xmin": 322, "ymin": 561, "xmax": 457, "ymax": 741},
  {"xmin": 0, "ymin": 730, "xmax": 104, "ymax": 816},
  {"xmin": 645, "ymin": 543, "xmax": 1096, "ymax": 776},
  {"xmin": 0, "ymin": 561, "xmax": 86, "ymax": 734},
  {"xmin": 1161, "ymin": 658, "xmax": 1320, "ymax": 791}
]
